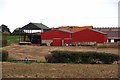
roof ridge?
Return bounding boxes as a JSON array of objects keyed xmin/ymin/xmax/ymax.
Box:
[
  {"xmin": 89, "ymin": 28, "xmax": 107, "ymax": 34},
  {"xmin": 30, "ymin": 22, "xmax": 42, "ymax": 24},
  {"xmin": 74, "ymin": 28, "xmax": 107, "ymax": 34},
  {"xmin": 58, "ymin": 29, "xmax": 73, "ymax": 33}
]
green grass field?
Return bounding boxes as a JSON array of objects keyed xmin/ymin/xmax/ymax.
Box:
[
  {"xmin": 0, "ymin": 35, "xmax": 20, "ymax": 46},
  {"xmin": 6, "ymin": 35, "xmax": 20, "ymax": 45}
]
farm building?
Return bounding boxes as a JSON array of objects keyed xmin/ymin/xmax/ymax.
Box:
[
  {"xmin": 93, "ymin": 27, "xmax": 120, "ymax": 43},
  {"xmin": 58, "ymin": 26, "xmax": 93, "ymax": 33},
  {"xmin": 41, "ymin": 28, "xmax": 107, "ymax": 46},
  {"xmin": 72, "ymin": 29, "xmax": 107, "ymax": 44},
  {"xmin": 21, "ymin": 22, "xmax": 50, "ymax": 32},
  {"xmin": 18, "ymin": 23, "xmax": 109, "ymax": 46},
  {"xmin": 41, "ymin": 29, "xmax": 72, "ymax": 46},
  {"xmin": 19, "ymin": 22, "xmax": 50, "ymax": 44}
]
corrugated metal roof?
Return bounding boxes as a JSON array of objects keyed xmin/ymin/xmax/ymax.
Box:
[
  {"xmin": 93, "ymin": 28, "xmax": 120, "ymax": 38},
  {"xmin": 89, "ymin": 29, "xmax": 107, "ymax": 34},
  {"xmin": 108, "ymin": 37, "xmax": 120, "ymax": 39},
  {"xmin": 58, "ymin": 29, "xmax": 73, "ymax": 33},
  {"xmin": 21, "ymin": 22, "xmax": 49, "ymax": 30},
  {"xmin": 93, "ymin": 27, "xmax": 120, "ymax": 31},
  {"xmin": 58, "ymin": 26, "xmax": 93, "ymax": 32},
  {"xmin": 102, "ymin": 31, "xmax": 119, "ymax": 37},
  {"xmin": 74, "ymin": 28, "xmax": 107, "ymax": 35},
  {"xmin": 32, "ymin": 23, "xmax": 49, "ymax": 29}
]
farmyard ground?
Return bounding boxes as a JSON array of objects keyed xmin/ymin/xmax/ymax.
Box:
[{"xmin": 1, "ymin": 44, "xmax": 119, "ymax": 78}]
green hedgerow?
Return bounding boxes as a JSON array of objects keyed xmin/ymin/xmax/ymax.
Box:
[{"xmin": 45, "ymin": 51, "xmax": 119, "ymax": 64}]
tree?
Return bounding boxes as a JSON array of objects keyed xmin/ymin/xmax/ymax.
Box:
[
  {"xmin": 0, "ymin": 24, "xmax": 11, "ymax": 34},
  {"xmin": 12, "ymin": 28, "xmax": 25, "ymax": 35}
]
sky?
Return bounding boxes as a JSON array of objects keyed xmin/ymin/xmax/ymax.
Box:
[{"xmin": 0, "ymin": 0, "xmax": 119, "ymax": 32}]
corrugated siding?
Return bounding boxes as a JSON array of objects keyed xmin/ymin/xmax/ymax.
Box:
[
  {"xmin": 41, "ymin": 29, "xmax": 71, "ymax": 40},
  {"xmin": 64, "ymin": 38, "xmax": 72, "ymax": 45},
  {"xmin": 72, "ymin": 29, "xmax": 107, "ymax": 43},
  {"xmin": 53, "ymin": 38, "xmax": 62, "ymax": 46}
]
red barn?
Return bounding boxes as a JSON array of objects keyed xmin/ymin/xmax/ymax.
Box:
[
  {"xmin": 64, "ymin": 38, "xmax": 72, "ymax": 46},
  {"xmin": 72, "ymin": 29, "xmax": 107, "ymax": 43},
  {"xmin": 53, "ymin": 38, "xmax": 62, "ymax": 46},
  {"xmin": 41, "ymin": 29, "xmax": 72, "ymax": 46}
]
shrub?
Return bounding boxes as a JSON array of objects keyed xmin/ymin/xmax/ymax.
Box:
[
  {"xmin": 99, "ymin": 53, "xmax": 119, "ymax": 64},
  {"xmin": 45, "ymin": 54, "xmax": 54, "ymax": 63},
  {"xmin": 45, "ymin": 51, "xmax": 119, "ymax": 64},
  {"xmin": 0, "ymin": 50, "xmax": 9, "ymax": 61}
]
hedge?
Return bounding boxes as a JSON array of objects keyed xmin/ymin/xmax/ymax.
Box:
[
  {"xmin": 45, "ymin": 51, "xmax": 119, "ymax": 64},
  {"xmin": 0, "ymin": 50, "xmax": 9, "ymax": 61}
]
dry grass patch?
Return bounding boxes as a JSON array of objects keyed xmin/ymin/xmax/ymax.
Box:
[
  {"xmin": 1, "ymin": 44, "xmax": 119, "ymax": 78},
  {"xmin": 2, "ymin": 62, "xmax": 118, "ymax": 78},
  {"xmin": 1, "ymin": 44, "xmax": 118, "ymax": 62}
]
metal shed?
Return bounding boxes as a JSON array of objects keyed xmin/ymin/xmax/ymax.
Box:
[
  {"xmin": 41, "ymin": 29, "xmax": 72, "ymax": 46},
  {"xmin": 72, "ymin": 28, "xmax": 107, "ymax": 44},
  {"xmin": 19, "ymin": 22, "xmax": 50, "ymax": 44}
]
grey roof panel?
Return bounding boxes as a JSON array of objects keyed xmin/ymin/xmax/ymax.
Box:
[
  {"xmin": 102, "ymin": 31, "xmax": 119, "ymax": 37},
  {"xmin": 21, "ymin": 23, "xmax": 49, "ymax": 30},
  {"xmin": 32, "ymin": 23, "xmax": 49, "ymax": 29},
  {"xmin": 89, "ymin": 29, "xmax": 107, "ymax": 34},
  {"xmin": 93, "ymin": 28, "xmax": 119, "ymax": 37},
  {"xmin": 74, "ymin": 28, "xmax": 107, "ymax": 35}
]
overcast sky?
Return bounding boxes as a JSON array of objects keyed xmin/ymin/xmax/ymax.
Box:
[{"xmin": 0, "ymin": 0, "xmax": 119, "ymax": 32}]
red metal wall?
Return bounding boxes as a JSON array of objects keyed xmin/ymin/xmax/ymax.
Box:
[
  {"xmin": 72, "ymin": 29, "xmax": 107, "ymax": 43},
  {"xmin": 53, "ymin": 38, "xmax": 62, "ymax": 46},
  {"xmin": 64, "ymin": 38, "xmax": 72, "ymax": 45},
  {"xmin": 41, "ymin": 30, "xmax": 71, "ymax": 40}
]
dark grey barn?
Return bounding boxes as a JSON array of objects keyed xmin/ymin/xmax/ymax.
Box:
[{"xmin": 19, "ymin": 22, "xmax": 51, "ymax": 44}]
